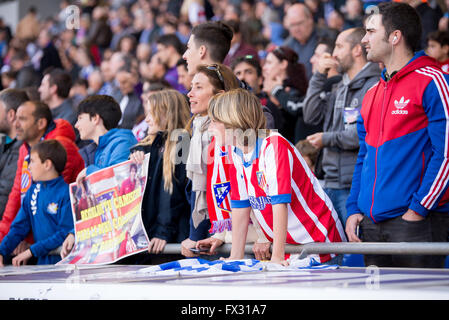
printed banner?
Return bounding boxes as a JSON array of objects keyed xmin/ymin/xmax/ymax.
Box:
[{"xmin": 58, "ymin": 156, "xmax": 150, "ymax": 265}]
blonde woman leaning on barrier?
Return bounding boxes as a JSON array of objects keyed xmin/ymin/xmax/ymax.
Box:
[{"xmin": 203, "ymin": 88, "xmax": 347, "ymax": 265}]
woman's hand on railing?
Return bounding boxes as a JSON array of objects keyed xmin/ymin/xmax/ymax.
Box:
[{"xmin": 196, "ymin": 237, "xmax": 224, "ymax": 255}]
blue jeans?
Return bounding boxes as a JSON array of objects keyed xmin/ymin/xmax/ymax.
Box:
[{"xmin": 324, "ymin": 188, "xmax": 350, "ymax": 228}]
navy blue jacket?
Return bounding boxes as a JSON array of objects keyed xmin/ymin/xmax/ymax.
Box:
[
  {"xmin": 131, "ymin": 132, "xmax": 190, "ymax": 243},
  {"xmin": 0, "ymin": 176, "xmax": 73, "ymax": 264}
]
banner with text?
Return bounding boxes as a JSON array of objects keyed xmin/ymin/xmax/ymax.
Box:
[{"xmin": 58, "ymin": 156, "xmax": 150, "ymax": 265}]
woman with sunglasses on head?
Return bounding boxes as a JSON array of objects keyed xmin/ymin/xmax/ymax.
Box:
[
  {"xmin": 263, "ymin": 45, "xmax": 322, "ymax": 144},
  {"xmin": 126, "ymin": 89, "xmax": 192, "ymax": 264},
  {"xmin": 207, "ymin": 88, "xmax": 346, "ymax": 265},
  {"xmin": 181, "ymin": 63, "xmax": 270, "ymax": 259}
]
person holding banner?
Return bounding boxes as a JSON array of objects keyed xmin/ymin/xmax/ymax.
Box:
[
  {"xmin": 60, "ymin": 95, "xmax": 138, "ymax": 258},
  {"xmin": 0, "ymin": 140, "xmax": 73, "ymax": 266},
  {"xmin": 127, "ymin": 89, "xmax": 191, "ymax": 264},
  {"xmin": 73, "ymin": 95, "xmax": 138, "ymax": 182},
  {"xmin": 207, "ymin": 89, "xmax": 346, "ymax": 266}
]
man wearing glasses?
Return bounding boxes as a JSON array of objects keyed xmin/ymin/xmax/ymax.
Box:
[{"xmin": 283, "ymin": 3, "xmax": 337, "ymax": 80}]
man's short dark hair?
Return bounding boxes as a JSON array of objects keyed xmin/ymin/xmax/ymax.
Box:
[
  {"xmin": 316, "ymin": 37, "xmax": 336, "ymax": 54},
  {"xmin": 176, "ymin": 57, "xmax": 188, "ymax": 70},
  {"xmin": 191, "ymin": 21, "xmax": 234, "ymax": 63},
  {"xmin": 374, "ymin": 2, "xmax": 422, "ymax": 53},
  {"xmin": 157, "ymin": 34, "xmax": 185, "ymax": 55},
  {"xmin": 77, "ymin": 95, "xmax": 122, "ymax": 130},
  {"xmin": 29, "ymin": 100, "xmax": 53, "ymax": 127},
  {"xmin": 231, "ymin": 54, "xmax": 262, "ymax": 77},
  {"xmin": 31, "ymin": 139, "xmax": 67, "ymax": 175},
  {"xmin": 0, "ymin": 88, "xmax": 29, "ymax": 112},
  {"xmin": 427, "ymin": 30, "xmax": 449, "ymax": 47},
  {"xmin": 45, "ymin": 68, "xmax": 73, "ymax": 99},
  {"xmin": 346, "ymin": 27, "xmax": 368, "ymax": 59},
  {"xmin": 225, "ymin": 19, "xmax": 240, "ymax": 35}
]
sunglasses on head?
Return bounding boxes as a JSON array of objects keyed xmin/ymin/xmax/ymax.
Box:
[
  {"xmin": 206, "ymin": 64, "xmax": 225, "ymax": 89},
  {"xmin": 273, "ymin": 46, "xmax": 286, "ymax": 59}
]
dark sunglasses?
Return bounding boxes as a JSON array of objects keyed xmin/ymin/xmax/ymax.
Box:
[{"xmin": 206, "ymin": 64, "xmax": 225, "ymax": 89}]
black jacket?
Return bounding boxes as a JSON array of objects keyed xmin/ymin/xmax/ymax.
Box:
[
  {"xmin": 39, "ymin": 42, "xmax": 62, "ymax": 75},
  {"xmin": 116, "ymin": 92, "xmax": 144, "ymax": 130},
  {"xmin": 131, "ymin": 132, "xmax": 190, "ymax": 243},
  {"xmin": 272, "ymin": 86, "xmax": 323, "ymax": 144},
  {"xmin": 0, "ymin": 136, "xmax": 22, "ymax": 218}
]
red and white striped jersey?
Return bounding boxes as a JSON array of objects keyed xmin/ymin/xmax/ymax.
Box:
[{"xmin": 229, "ymin": 132, "xmax": 346, "ymax": 263}]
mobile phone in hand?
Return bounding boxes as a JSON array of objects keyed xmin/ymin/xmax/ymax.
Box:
[{"xmin": 189, "ymin": 247, "xmax": 210, "ymax": 254}]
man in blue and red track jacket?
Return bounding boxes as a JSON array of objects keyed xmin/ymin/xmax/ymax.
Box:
[{"xmin": 346, "ymin": 2, "xmax": 449, "ymax": 268}]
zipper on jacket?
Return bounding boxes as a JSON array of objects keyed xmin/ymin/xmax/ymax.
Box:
[
  {"xmin": 420, "ymin": 152, "xmax": 425, "ymax": 185},
  {"xmin": 369, "ymin": 81, "xmax": 388, "ymax": 222}
]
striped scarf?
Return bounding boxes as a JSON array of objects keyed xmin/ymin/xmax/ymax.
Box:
[{"xmin": 206, "ymin": 138, "xmax": 233, "ymax": 234}]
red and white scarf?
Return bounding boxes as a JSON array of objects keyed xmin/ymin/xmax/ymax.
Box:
[{"xmin": 206, "ymin": 138, "xmax": 233, "ymax": 233}]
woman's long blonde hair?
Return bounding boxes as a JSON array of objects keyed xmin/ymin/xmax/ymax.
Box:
[{"xmin": 138, "ymin": 89, "xmax": 191, "ymax": 193}]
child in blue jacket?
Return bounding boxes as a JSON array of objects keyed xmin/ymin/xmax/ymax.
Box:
[{"xmin": 0, "ymin": 140, "xmax": 74, "ymax": 266}]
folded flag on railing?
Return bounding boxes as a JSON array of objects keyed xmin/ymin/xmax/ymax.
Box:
[{"xmin": 137, "ymin": 257, "xmax": 338, "ymax": 276}]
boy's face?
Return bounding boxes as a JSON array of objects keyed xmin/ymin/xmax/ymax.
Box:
[
  {"xmin": 75, "ymin": 113, "xmax": 96, "ymax": 141},
  {"xmin": 427, "ymin": 40, "xmax": 448, "ymax": 62},
  {"xmin": 177, "ymin": 65, "xmax": 192, "ymax": 91},
  {"xmin": 233, "ymin": 62, "xmax": 262, "ymax": 94},
  {"xmin": 183, "ymin": 35, "xmax": 202, "ymax": 75},
  {"xmin": 29, "ymin": 151, "xmax": 47, "ymax": 181}
]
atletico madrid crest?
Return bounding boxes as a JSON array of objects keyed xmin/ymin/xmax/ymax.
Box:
[
  {"xmin": 213, "ymin": 181, "xmax": 231, "ymax": 213},
  {"xmin": 256, "ymin": 171, "xmax": 267, "ymax": 190}
]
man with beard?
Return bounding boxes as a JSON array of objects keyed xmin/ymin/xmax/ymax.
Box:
[
  {"xmin": 302, "ymin": 27, "xmax": 380, "ymax": 227},
  {"xmin": 0, "ymin": 89, "xmax": 29, "ymax": 216},
  {"xmin": 347, "ymin": 3, "xmax": 449, "ymax": 268},
  {"xmin": 0, "ymin": 100, "xmax": 84, "ymax": 261}
]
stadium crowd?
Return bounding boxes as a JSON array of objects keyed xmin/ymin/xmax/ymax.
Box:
[{"xmin": 0, "ymin": 0, "xmax": 448, "ymax": 268}]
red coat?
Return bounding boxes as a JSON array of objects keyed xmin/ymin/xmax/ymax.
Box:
[{"xmin": 0, "ymin": 119, "xmax": 85, "ymax": 241}]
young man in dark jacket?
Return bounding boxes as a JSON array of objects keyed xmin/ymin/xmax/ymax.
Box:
[{"xmin": 303, "ymin": 27, "xmax": 380, "ymax": 227}]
